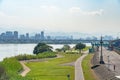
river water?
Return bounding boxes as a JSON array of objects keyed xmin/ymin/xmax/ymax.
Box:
[{"xmin": 0, "ymin": 43, "xmax": 91, "ymax": 61}]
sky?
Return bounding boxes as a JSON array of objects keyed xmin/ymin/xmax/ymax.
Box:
[{"xmin": 0, "ymin": 0, "xmax": 120, "ymax": 34}]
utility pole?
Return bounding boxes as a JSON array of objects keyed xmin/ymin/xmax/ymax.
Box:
[{"xmin": 100, "ymin": 36, "xmax": 105, "ymax": 64}]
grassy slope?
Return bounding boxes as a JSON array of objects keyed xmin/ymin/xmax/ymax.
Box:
[
  {"xmin": 25, "ymin": 54, "xmax": 81, "ymax": 80},
  {"xmin": 1, "ymin": 57, "xmax": 23, "ymax": 80},
  {"xmin": 82, "ymin": 54, "xmax": 98, "ymax": 80},
  {"xmin": 0, "ymin": 52, "xmax": 58, "ymax": 80}
]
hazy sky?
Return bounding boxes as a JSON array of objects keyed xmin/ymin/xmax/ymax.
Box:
[{"xmin": 0, "ymin": 0, "xmax": 120, "ymax": 34}]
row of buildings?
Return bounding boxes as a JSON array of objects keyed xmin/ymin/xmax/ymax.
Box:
[
  {"xmin": 0, "ymin": 31, "xmax": 45, "ymax": 41},
  {"xmin": 0, "ymin": 31, "xmax": 73, "ymax": 42},
  {"xmin": 0, "ymin": 31, "xmax": 115, "ymax": 43}
]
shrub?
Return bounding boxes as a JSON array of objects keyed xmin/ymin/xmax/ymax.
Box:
[
  {"xmin": 65, "ymin": 52, "xmax": 77, "ymax": 54},
  {"xmin": 15, "ymin": 52, "xmax": 57, "ymax": 60},
  {"xmin": 1, "ymin": 57, "xmax": 23, "ymax": 79}
]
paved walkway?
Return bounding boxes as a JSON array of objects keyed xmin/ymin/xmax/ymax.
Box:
[
  {"xmin": 99, "ymin": 47, "xmax": 120, "ymax": 76},
  {"xmin": 75, "ymin": 51, "xmax": 88, "ymax": 80},
  {"xmin": 20, "ymin": 61, "xmax": 31, "ymax": 77}
]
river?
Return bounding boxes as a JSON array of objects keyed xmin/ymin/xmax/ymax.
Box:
[{"xmin": 0, "ymin": 43, "xmax": 91, "ymax": 61}]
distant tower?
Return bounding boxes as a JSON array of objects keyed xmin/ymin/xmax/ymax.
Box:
[
  {"xmin": 14, "ymin": 31, "xmax": 18, "ymax": 39},
  {"xmin": 41, "ymin": 31, "xmax": 44, "ymax": 40},
  {"xmin": 6, "ymin": 31, "xmax": 13, "ymax": 40},
  {"xmin": 26, "ymin": 33, "xmax": 29, "ymax": 39}
]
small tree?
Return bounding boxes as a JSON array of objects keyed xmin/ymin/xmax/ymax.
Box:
[
  {"xmin": 62, "ymin": 44, "xmax": 70, "ymax": 52},
  {"xmin": 33, "ymin": 43, "xmax": 53, "ymax": 55},
  {"xmin": 75, "ymin": 43, "xmax": 86, "ymax": 53},
  {"xmin": 55, "ymin": 48, "xmax": 62, "ymax": 52}
]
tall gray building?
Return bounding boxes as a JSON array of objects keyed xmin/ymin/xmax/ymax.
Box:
[
  {"xmin": 41, "ymin": 31, "xmax": 44, "ymax": 40},
  {"xmin": 26, "ymin": 33, "xmax": 29, "ymax": 39},
  {"xmin": 14, "ymin": 31, "xmax": 18, "ymax": 39}
]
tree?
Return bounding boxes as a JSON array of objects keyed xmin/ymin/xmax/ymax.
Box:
[
  {"xmin": 55, "ymin": 48, "xmax": 62, "ymax": 52},
  {"xmin": 75, "ymin": 43, "xmax": 86, "ymax": 53},
  {"xmin": 33, "ymin": 43, "xmax": 53, "ymax": 55},
  {"xmin": 62, "ymin": 44, "xmax": 70, "ymax": 52}
]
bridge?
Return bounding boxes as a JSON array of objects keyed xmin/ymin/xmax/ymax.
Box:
[{"xmin": 0, "ymin": 39, "xmax": 110, "ymax": 44}]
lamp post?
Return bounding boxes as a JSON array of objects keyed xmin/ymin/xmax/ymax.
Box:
[
  {"xmin": 107, "ymin": 56, "xmax": 110, "ymax": 70},
  {"xmin": 100, "ymin": 36, "xmax": 105, "ymax": 64}
]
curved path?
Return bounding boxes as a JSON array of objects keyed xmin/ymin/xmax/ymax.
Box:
[
  {"xmin": 20, "ymin": 61, "xmax": 31, "ymax": 77},
  {"xmin": 20, "ymin": 54, "xmax": 63, "ymax": 77},
  {"xmin": 75, "ymin": 51, "xmax": 88, "ymax": 80}
]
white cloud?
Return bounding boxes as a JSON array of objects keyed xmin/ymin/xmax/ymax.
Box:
[
  {"xmin": 0, "ymin": 12, "xmax": 7, "ymax": 17},
  {"xmin": 69, "ymin": 7, "xmax": 82, "ymax": 13},
  {"xmin": 69, "ymin": 7, "xmax": 104, "ymax": 16},
  {"xmin": 0, "ymin": 11, "xmax": 18, "ymax": 18},
  {"xmin": 40, "ymin": 5, "xmax": 60, "ymax": 13},
  {"xmin": 84, "ymin": 9, "xmax": 104, "ymax": 16}
]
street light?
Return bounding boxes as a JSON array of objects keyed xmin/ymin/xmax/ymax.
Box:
[
  {"xmin": 107, "ymin": 56, "xmax": 110, "ymax": 70},
  {"xmin": 100, "ymin": 36, "xmax": 105, "ymax": 64}
]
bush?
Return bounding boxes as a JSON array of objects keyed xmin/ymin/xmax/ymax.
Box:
[
  {"xmin": 15, "ymin": 52, "xmax": 57, "ymax": 60},
  {"xmin": 37, "ymin": 52, "xmax": 57, "ymax": 58},
  {"xmin": 33, "ymin": 43, "xmax": 53, "ymax": 55},
  {"xmin": 65, "ymin": 52, "xmax": 77, "ymax": 54},
  {"xmin": 15, "ymin": 54, "xmax": 36, "ymax": 60},
  {"xmin": 0, "ymin": 64, "xmax": 8, "ymax": 80},
  {"xmin": 0, "ymin": 65, "xmax": 5, "ymax": 77},
  {"xmin": 1, "ymin": 57, "xmax": 23, "ymax": 79}
]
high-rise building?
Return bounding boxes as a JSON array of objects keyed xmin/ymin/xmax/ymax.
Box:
[
  {"xmin": 6, "ymin": 31, "xmax": 13, "ymax": 40},
  {"xmin": 14, "ymin": 31, "xmax": 18, "ymax": 39},
  {"xmin": 35, "ymin": 34, "xmax": 41, "ymax": 40},
  {"xmin": 0, "ymin": 33, "xmax": 5, "ymax": 40},
  {"xmin": 20, "ymin": 35, "xmax": 25, "ymax": 40},
  {"xmin": 26, "ymin": 33, "xmax": 29, "ymax": 39},
  {"xmin": 41, "ymin": 31, "xmax": 44, "ymax": 40}
]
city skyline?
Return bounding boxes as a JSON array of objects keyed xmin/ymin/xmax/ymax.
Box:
[
  {"xmin": 0, "ymin": 0, "xmax": 120, "ymax": 34},
  {"xmin": 0, "ymin": 30, "xmax": 115, "ymax": 40}
]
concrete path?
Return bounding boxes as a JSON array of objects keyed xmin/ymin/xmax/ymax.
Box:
[
  {"xmin": 100, "ymin": 47, "xmax": 120, "ymax": 76},
  {"xmin": 75, "ymin": 51, "xmax": 88, "ymax": 80},
  {"xmin": 20, "ymin": 61, "xmax": 31, "ymax": 77}
]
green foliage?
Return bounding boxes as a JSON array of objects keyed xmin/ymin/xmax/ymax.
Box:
[
  {"xmin": 65, "ymin": 52, "xmax": 77, "ymax": 54},
  {"xmin": 15, "ymin": 54, "xmax": 36, "ymax": 60},
  {"xmin": 75, "ymin": 43, "xmax": 86, "ymax": 53},
  {"xmin": 83, "ymin": 46, "xmax": 91, "ymax": 51},
  {"xmin": 82, "ymin": 54, "xmax": 97, "ymax": 80},
  {"xmin": 0, "ymin": 53, "xmax": 81, "ymax": 80},
  {"xmin": 37, "ymin": 52, "xmax": 57, "ymax": 59},
  {"xmin": 0, "ymin": 64, "xmax": 7, "ymax": 80},
  {"xmin": 15, "ymin": 52, "xmax": 57, "ymax": 60},
  {"xmin": 1, "ymin": 57, "xmax": 23, "ymax": 80},
  {"xmin": 55, "ymin": 48, "xmax": 62, "ymax": 52},
  {"xmin": 0, "ymin": 65, "xmax": 4, "ymax": 77},
  {"xmin": 33, "ymin": 43, "xmax": 53, "ymax": 55},
  {"xmin": 61, "ymin": 44, "xmax": 71, "ymax": 52}
]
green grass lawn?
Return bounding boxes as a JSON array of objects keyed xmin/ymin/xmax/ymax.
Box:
[
  {"xmin": 23, "ymin": 53, "xmax": 81, "ymax": 80},
  {"xmin": 0, "ymin": 53, "xmax": 81, "ymax": 80},
  {"xmin": 82, "ymin": 54, "xmax": 98, "ymax": 80}
]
